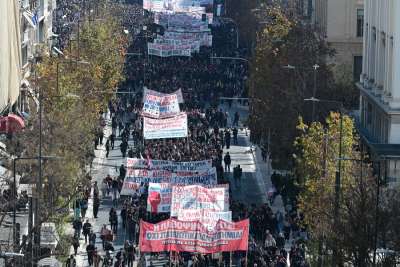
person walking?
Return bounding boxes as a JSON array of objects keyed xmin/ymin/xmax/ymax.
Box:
[
  {"xmin": 110, "ymin": 133, "xmax": 115, "ymax": 150},
  {"xmin": 66, "ymin": 255, "xmax": 76, "ymax": 267},
  {"xmin": 93, "ymin": 195, "xmax": 100, "ymax": 218},
  {"xmin": 93, "ymin": 248, "xmax": 103, "ymax": 267},
  {"xmin": 82, "ymin": 220, "xmax": 92, "ymax": 243},
  {"xmin": 109, "ymin": 208, "xmax": 118, "ymax": 233},
  {"xmin": 105, "ymin": 139, "xmax": 110, "ymax": 158},
  {"xmin": 71, "ymin": 236, "xmax": 79, "ymax": 256},
  {"xmin": 80, "ymin": 198, "xmax": 88, "ymax": 218},
  {"xmin": 86, "ymin": 243, "xmax": 95, "ymax": 266},
  {"xmin": 89, "ymin": 230, "xmax": 96, "ymax": 246},
  {"xmin": 233, "ymin": 111, "xmax": 240, "ymax": 126},
  {"xmin": 224, "ymin": 129, "xmax": 231, "ymax": 149},
  {"xmin": 72, "ymin": 218, "xmax": 82, "ymax": 239},
  {"xmin": 233, "ymin": 127, "xmax": 238, "ymax": 145},
  {"xmin": 224, "ymin": 152, "xmax": 231, "ymax": 172}
]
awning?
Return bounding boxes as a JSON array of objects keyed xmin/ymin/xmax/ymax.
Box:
[{"xmin": 0, "ymin": 114, "xmax": 25, "ymax": 134}]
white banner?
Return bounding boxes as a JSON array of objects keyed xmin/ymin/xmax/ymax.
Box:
[
  {"xmin": 143, "ymin": 113, "xmax": 188, "ymax": 139},
  {"xmin": 178, "ymin": 210, "xmax": 232, "ymax": 229},
  {"xmin": 120, "ymin": 168, "xmax": 217, "ymax": 195},
  {"xmin": 143, "ymin": 92, "xmax": 180, "ymax": 118},
  {"xmin": 143, "ymin": 87, "xmax": 184, "ymax": 104},
  {"xmin": 170, "ymin": 185, "xmax": 228, "ymax": 216},
  {"xmin": 127, "ymin": 158, "xmax": 212, "ymax": 172}
]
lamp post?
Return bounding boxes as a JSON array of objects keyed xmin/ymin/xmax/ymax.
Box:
[
  {"xmin": 304, "ymin": 97, "xmax": 344, "ymax": 266},
  {"xmin": 282, "ymin": 64, "xmax": 320, "ymax": 121}
]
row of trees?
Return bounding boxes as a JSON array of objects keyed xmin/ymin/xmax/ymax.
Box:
[
  {"xmin": 247, "ymin": 5, "xmax": 357, "ymax": 169},
  {"xmin": 242, "ymin": 2, "xmax": 400, "ymax": 266},
  {"xmin": 295, "ymin": 113, "xmax": 400, "ymax": 266},
  {"xmin": 3, "ymin": 0, "xmax": 129, "ymax": 258}
]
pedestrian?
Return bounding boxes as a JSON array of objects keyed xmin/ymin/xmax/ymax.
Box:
[
  {"xmin": 105, "ymin": 139, "xmax": 110, "ymax": 158},
  {"xmin": 72, "ymin": 218, "xmax": 82, "ymax": 239},
  {"xmin": 93, "ymin": 195, "xmax": 100, "ymax": 218},
  {"xmin": 66, "ymin": 255, "xmax": 76, "ymax": 267},
  {"xmin": 89, "ymin": 230, "xmax": 96, "ymax": 245},
  {"xmin": 80, "ymin": 198, "xmax": 88, "ymax": 218},
  {"xmin": 86, "ymin": 243, "xmax": 95, "ymax": 266},
  {"xmin": 124, "ymin": 241, "xmax": 135, "ymax": 267},
  {"xmin": 224, "ymin": 129, "xmax": 231, "ymax": 149},
  {"xmin": 233, "ymin": 127, "xmax": 238, "ymax": 145},
  {"xmin": 120, "ymin": 141, "xmax": 128, "ymax": 158},
  {"xmin": 224, "ymin": 152, "xmax": 231, "ymax": 172},
  {"xmin": 71, "ymin": 236, "xmax": 79, "ymax": 256},
  {"xmin": 119, "ymin": 164, "xmax": 126, "ymax": 180},
  {"xmin": 233, "ymin": 165, "xmax": 242, "ymax": 185},
  {"xmin": 93, "ymin": 248, "xmax": 103, "ymax": 267},
  {"xmin": 110, "ymin": 133, "xmax": 115, "ymax": 150},
  {"xmin": 82, "ymin": 220, "xmax": 92, "ymax": 243},
  {"xmin": 100, "ymin": 224, "xmax": 111, "ymax": 250},
  {"xmin": 233, "ymin": 111, "xmax": 240, "ymax": 126},
  {"xmin": 109, "ymin": 208, "xmax": 118, "ymax": 233}
]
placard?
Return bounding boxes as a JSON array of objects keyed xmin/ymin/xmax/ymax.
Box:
[
  {"xmin": 139, "ymin": 218, "xmax": 249, "ymax": 253},
  {"xmin": 143, "ymin": 113, "xmax": 188, "ymax": 140}
]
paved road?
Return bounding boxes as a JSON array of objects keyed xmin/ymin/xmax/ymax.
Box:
[{"xmin": 68, "ymin": 114, "xmax": 139, "ymax": 267}]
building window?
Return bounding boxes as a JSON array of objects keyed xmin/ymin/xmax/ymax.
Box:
[
  {"xmin": 357, "ymin": 9, "xmax": 364, "ymax": 37},
  {"xmin": 353, "ymin": 56, "xmax": 363, "ymax": 81}
]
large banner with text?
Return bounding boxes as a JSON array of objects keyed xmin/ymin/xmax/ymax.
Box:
[
  {"xmin": 127, "ymin": 158, "xmax": 212, "ymax": 172},
  {"xmin": 143, "ymin": 92, "xmax": 180, "ymax": 118},
  {"xmin": 178, "ymin": 209, "xmax": 232, "ymax": 230},
  {"xmin": 139, "ymin": 218, "xmax": 249, "ymax": 253},
  {"xmin": 170, "ymin": 185, "xmax": 228, "ymax": 216},
  {"xmin": 143, "ymin": 113, "xmax": 188, "ymax": 139},
  {"xmin": 120, "ymin": 168, "xmax": 217, "ymax": 195}
]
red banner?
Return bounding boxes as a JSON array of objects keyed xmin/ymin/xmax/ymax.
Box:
[{"xmin": 139, "ymin": 218, "xmax": 249, "ymax": 253}]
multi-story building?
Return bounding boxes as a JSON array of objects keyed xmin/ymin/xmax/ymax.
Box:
[
  {"xmin": 313, "ymin": 0, "xmax": 364, "ymax": 81},
  {"xmin": 357, "ymin": 0, "xmax": 400, "ymax": 183},
  {"xmin": 20, "ymin": 0, "xmax": 57, "ymax": 113}
]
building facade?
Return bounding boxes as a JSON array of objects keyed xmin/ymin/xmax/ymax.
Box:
[
  {"xmin": 313, "ymin": 0, "xmax": 364, "ymax": 80},
  {"xmin": 357, "ymin": 0, "xmax": 400, "ymax": 183}
]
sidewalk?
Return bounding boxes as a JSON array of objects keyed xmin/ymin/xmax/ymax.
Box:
[{"xmin": 66, "ymin": 114, "xmax": 137, "ymax": 267}]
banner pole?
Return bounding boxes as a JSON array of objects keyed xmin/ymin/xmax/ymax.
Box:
[
  {"xmin": 169, "ymin": 251, "xmax": 172, "ymax": 267},
  {"xmin": 230, "ymin": 252, "xmax": 232, "ymax": 267}
]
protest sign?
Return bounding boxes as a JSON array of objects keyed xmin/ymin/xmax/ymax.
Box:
[
  {"xmin": 178, "ymin": 210, "xmax": 232, "ymax": 230},
  {"xmin": 147, "ymin": 183, "xmax": 172, "ymax": 213},
  {"xmin": 127, "ymin": 158, "xmax": 212, "ymax": 172},
  {"xmin": 143, "ymin": 92, "xmax": 180, "ymax": 118},
  {"xmin": 120, "ymin": 168, "xmax": 217, "ymax": 195},
  {"xmin": 139, "ymin": 218, "xmax": 249, "ymax": 253},
  {"xmin": 170, "ymin": 185, "xmax": 228, "ymax": 216},
  {"xmin": 143, "ymin": 88, "xmax": 184, "ymax": 103},
  {"xmin": 145, "ymin": 183, "xmax": 228, "ymax": 213},
  {"xmin": 143, "ymin": 113, "xmax": 188, "ymax": 139}
]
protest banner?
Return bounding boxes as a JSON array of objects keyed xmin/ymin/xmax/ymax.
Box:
[
  {"xmin": 178, "ymin": 210, "xmax": 232, "ymax": 230},
  {"xmin": 145, "ymin": 183, "xmax": 228, "ymax": 213},
  {"xmin": 143, "ymin": 113, "xmax": 188, "ymax": 139},
  {"xmin": 170, "ymin": 185, "xmax": 228, "ymax": 216},
  {"xmin": 139, "ymin": 218, "xmax": 249, "ymax": 253},
  {"xmin": 143, "ymin": 92, "xmax": 180, "ymax": 118},
  {"xmin": 147, "ymin": 183, "xmax": 172, "ymax": 213},
  {"xmin": 143, "ymin": 88, "xmax": 184, "ymax": 103},
  {"xmin": 127, "ymin": 158, "xmax": 212, "ymax": 172},
  {"xmin": 120, "ymin": 168, "xmax": 217, "ymax": 195}
]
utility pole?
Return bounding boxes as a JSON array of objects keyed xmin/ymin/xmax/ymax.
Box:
[{"xmin": 311, "ymin": 64, "xmax": 319, "ymax": 121}]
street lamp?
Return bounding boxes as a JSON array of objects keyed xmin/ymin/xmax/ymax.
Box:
[
  {"xmin": 305, "ymin": 97, "xmax": 344, "ymax": 266},
  {"xmin": 283, "ymin": 64, "xmax": 320, "ymax": 121}
]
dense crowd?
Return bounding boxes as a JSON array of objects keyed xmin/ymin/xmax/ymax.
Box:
[{"xmin": 59, "ymin": 0, "xmax": 312, "ymax": 266}]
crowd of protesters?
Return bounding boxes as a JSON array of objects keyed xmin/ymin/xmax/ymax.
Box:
[{"xmin": 56, "ymin": 0, "xmax": 312, "ymax": 266}]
